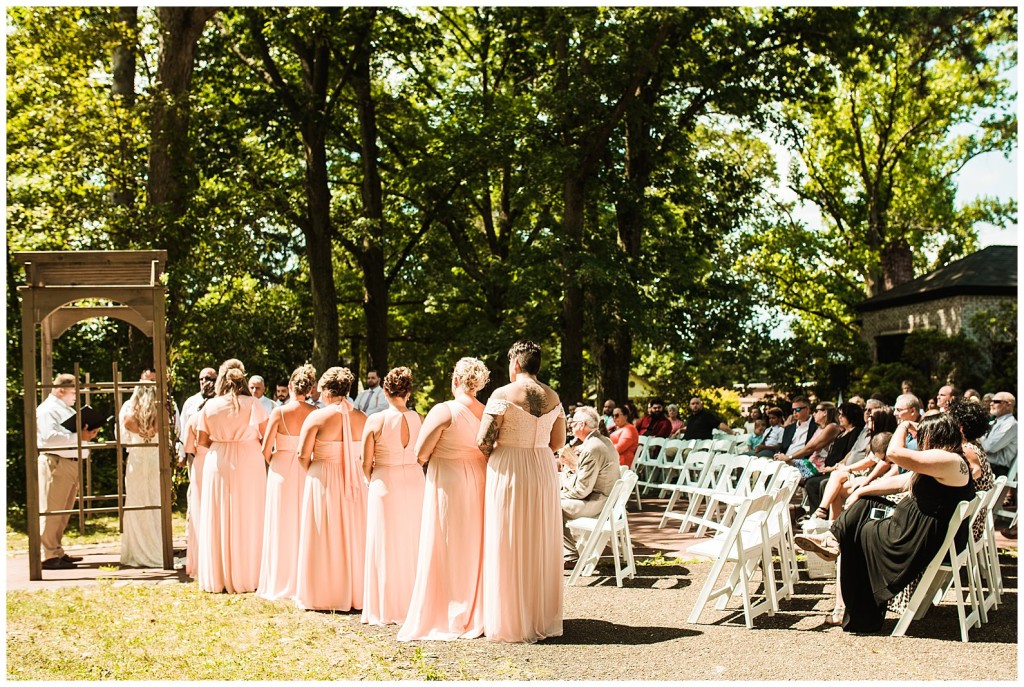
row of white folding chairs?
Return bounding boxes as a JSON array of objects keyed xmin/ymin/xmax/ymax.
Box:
[
  {"xmin": 658, "ymin": 452, "xmax": 785, "ymax": 536},
  {"xmin": 564, "ymin": 467, "xmax": 639, "ymax": 588},
  {"xmin": 893, "ymin": 475, "xmax": 1009, "ymax": 641},
  {"xmin": 688, "ymin": 466, "xmax": 802, "ymax": 628},
  {"xmin": 631, "ymin": 436, "xmax": 743, "ymax": 505},
  {"xmin": 990, "ymin": 458, "xmax": 1017, "ymax": 528}
]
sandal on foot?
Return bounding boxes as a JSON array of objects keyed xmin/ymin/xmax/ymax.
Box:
[
  {"xmin": 795, "ymin": 533, "xmax": 839, "ymax": 562},
  {"xmin": 812, "ymin": 506, "xmax": 830, "ymax": 520}
]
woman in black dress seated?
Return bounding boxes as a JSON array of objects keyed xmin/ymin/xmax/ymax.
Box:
[{"xmin": 796, "ymin": 413, "xmax": 975, "ymax": 633}]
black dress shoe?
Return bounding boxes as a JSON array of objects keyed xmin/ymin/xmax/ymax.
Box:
[
  {"xmin": 564, "ymin": 559, "xmax": 579, "ymax": 571},
  {"xmin": 61, "ymin": 554, "xmax": 83, "ymax": 563},
  {"xmin": 42, "ymin": 557, "xmax": 76, "ymax": 570}
]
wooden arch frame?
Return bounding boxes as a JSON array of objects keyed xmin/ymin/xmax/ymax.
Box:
[{"xmin": 16, "ymin": 250, "xmax": 173, "ymax": 580}]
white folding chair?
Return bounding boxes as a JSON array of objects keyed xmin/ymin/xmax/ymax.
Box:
[
  {"xmin": 972, "ymin": 477, "xmax": 1007, "ymax": 620},
  {"xmin": 567, "ymin": 470, "xmax": 638, "ymax": 587},
  {"xmin": 991, "ymin": 459, "xmax": 1017, "ymax": 526},
  {"xmin": 657, "ymin": 439, "xmax": 691, "ymax": 495},
  {"xmin": 687, "ymin": 493, "xmax": 777, "ymax": 628},
  {"xmin": 659, "ymin": 449, "xmax": 730, "ymax": 532},
  {"xmin": 635, "ymin": 437, "xmax": 667, "ymax": 495},
  {"xmin": 689, "ymin": 454, "xmax": 753, "ymax": 537},
  {"xmin": 657, "ymin": 448, "xmax": 714, "ymax": 528},
  {"xmin": 746, "ymin": 471, "xmax": 801, "ymax": 603},
  {"xmin": 891, "ymin": 495, "xmax": 983, "ymax": 642}
]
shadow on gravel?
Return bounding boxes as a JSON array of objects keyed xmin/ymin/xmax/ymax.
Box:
[{"xmin": 545, "ymin": 618, "xmax": 700, "ymax": 645}]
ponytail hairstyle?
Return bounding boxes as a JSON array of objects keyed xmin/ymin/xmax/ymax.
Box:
[
  {"xmin": 216, "ymin": 360, "xmax": 250, "ymax": 410},
  {"xmin": 128, "ymin": 383, "xmax": 158, "ymax": 437}
]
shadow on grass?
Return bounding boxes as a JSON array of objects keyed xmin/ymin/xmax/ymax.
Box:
[{"xmin": 544, "ymin": 618, "xmax": 700, "ymax": 645}]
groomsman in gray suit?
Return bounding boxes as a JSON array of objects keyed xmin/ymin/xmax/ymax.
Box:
[
  {"xmin": 354, "ymin": 369, "xmax": 388, "ymax": 415},
  {"xmin": 560, "ymin": 406, "xmax": 620, "ymax": 567}
]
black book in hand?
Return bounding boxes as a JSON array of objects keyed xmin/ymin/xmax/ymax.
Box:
[{"xmin": 61, "ymin": 405, "xmax": 112, "ymax": 433}]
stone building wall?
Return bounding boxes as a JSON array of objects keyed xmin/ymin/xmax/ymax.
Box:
[{"xmin": 860, "ymin": 294, "xmax": 1015, "ymax": 361}]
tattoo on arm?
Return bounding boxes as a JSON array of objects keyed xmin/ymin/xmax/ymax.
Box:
[
  {"xmin": 524, "ymin": 385, "xmax": 546, "ymax": 417},
  {"xmin": 959, "ymin": 459, "xmax": 968, "ymax": 475},
  {"xmin": 479, "ymin": 419, "xmax": 499, "ymax": 457}
]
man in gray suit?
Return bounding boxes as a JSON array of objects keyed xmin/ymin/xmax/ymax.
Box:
[{"xmin": 560, "ymin": 406, "xmax": 621, "ymax": 567}]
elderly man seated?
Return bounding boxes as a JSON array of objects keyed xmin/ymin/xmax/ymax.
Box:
[{"xmin": 559, "ymin": 406, "xmax": 620, "ymax": 568}]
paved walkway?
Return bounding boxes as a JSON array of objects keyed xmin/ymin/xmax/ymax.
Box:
[{"xmin": 7, "ymin": 497, "xmax": 1017, "ymax": 592}]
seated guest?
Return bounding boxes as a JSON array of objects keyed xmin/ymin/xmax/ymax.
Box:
[
  {"xmin": 609, "ymin": 405, "xmax": 639, "ymax": 468},
  {"xmin": 812, "ymin": 431, "xmax": 894, "ymax": 521},
  {"xmin": 559, "ymin": 407, "xmax": 620, "ymax": 568},
  {"xmin": 666, "ymin": 404, "xmax": 685, "ymax": 438},
  {"xmin": 600, "ymin": 399, "xmax": 616, "ymax": 432},
  {"xmin": 745, "ymin": 418, "xmax": 767, "ymax": 454},
  {"xmin": 775, "ymin": 400, "xmax": 839, "ymax": 466},
  {"xmin": 744, "ymin": 406, "xmax": 763, "ymax": 434},
  {"xmin": 755, "ymin": 407, "xmax": 786, "ymax": 456},
  {"xmin": 796, "ymin": 414, "xmax": 975, "ymax": 632},
  {"xmin": 803, "ymin": 402, "xmax": 868, "ymax": 511},
  {"xmin": 681, "ymin": 397, "xmax": 734, "ymax": 440},
  {"xmin": 775, "ymin": 396, "xmax": 817, "ymax": 458},
  {"xmin": 636, "ymin": 398, "xmax": 672, "ymax": 437}
]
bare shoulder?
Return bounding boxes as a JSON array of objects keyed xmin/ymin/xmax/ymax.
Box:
[{"xmin": 541, "ymin": 383, "xmax": 561, "ymax": 413}]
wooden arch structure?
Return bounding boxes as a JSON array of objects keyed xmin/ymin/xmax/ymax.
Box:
[{"xmin": 16, "ymin": 250, "xmax": 173, "ymax": 580}]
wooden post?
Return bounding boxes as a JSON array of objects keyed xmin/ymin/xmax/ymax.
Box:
[
  {"xmin": 21, "ymin": 287, "xmax": 42, "ymax": 581},
  {"xmin": 73, "ymin": 363, "xmax": 86, "ymax": 535},
  {"xmin": 153, "ymin": 286, "xmax": 174, "ymax": 570},
  {"xmin": 113, "ymin": 362, "xmax": 125, "ymax": 533}
]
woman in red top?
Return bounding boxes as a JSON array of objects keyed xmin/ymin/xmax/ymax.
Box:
[{"xmin": 609, "ymin": 405, "xmax": 640, "ymax": 468}]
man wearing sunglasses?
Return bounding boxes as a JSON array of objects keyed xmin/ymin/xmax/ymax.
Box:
[
  {"xmin": 177, "ymin": 367, "xmax": 217, "ymax": 463},
  {"xmin": 982, "ymin": 393, "xmax": 1017, "ymax": 479},
  {"xmin": 778, "ymin": 396, "xmax": 818, "ymax": 457}
]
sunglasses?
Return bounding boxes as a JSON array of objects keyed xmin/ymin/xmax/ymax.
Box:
[
  {"xmin": 201, "ymin": 376, "xmax": 217, "ymax": 382},
  {"xmin": 990, "ymin": 400, "xmax": 1006, "ymax": 405},
  {"xmin": 792, "ymin": 406, "xmax": 807, "ymax": 412}
]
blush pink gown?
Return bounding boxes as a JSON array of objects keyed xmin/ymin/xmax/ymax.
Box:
[
  {"xmin": 256, "ymin": 427, "xmax": 305, "ymax": 601},
  {"xmin": 184, "ymin": 412, "xmax": 208, "ymax": 579},
  {"xmin": 362, "ymin": 408, "xmax": 425, "ymax": 626},
  {"xmin": 294, "ymin": 401, "xmax": 367, "ymax": 611},
  {"xmin": 197, "ymin": 395, "xmax": 269, "ymax": 593},
  {"xmin": 398, "ymin": 401, "xmax": 486, "ymax": 641},
  {"xmin": 481, "ymin": 399, "xmax": 564, "ymax": 642}
]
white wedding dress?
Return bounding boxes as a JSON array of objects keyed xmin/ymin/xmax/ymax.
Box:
[{"xmin": 119, "ymin": 403, "xmax": 164, "ymax": 567}]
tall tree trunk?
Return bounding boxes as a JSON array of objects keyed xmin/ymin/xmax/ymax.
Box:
[
  {"xmin": 148, "ymin": 7, "xmax": 217, "ymax": 341},
  {"xmin": 560, "ymin": 174, "xmax": 586, "ymax": 402},
  {"xmin": 302, "ymin": 125, "xmax": 340, "ymax": 373},
  {"xmin": 111, "ymin": 6, "xmax": 137, "ymax": 210},
  {"xmin": 352, "ymin": 9, "xmax": 389, "ymax": 373}
]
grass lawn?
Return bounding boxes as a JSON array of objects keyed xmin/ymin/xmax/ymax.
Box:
[
  {"xmin": 6, "ymin": 510, "xmax": 188, "ymax": 553},
  {"xmin": 7, "ymin": 583, "xmax": 467, "ymax": 680}
]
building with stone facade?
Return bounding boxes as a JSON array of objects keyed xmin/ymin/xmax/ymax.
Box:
[{"xmin": 855, "ymin": 245, "xmax": 1017, "ymax": 363}]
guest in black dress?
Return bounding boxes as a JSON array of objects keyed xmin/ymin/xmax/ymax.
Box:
[{"xmin": 796, "ymin": 413, "xmax": 975, "ymax": 633}]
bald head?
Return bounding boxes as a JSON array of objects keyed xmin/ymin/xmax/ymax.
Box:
[
  {"xmin": 990, "ymin": 392, "xmax": 1016, "ymax": 418},
  {"xmin": 936, "ymin": 385, "xmax": 958, "ymax": 410}
]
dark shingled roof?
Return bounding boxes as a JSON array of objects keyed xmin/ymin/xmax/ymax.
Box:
[{"xmin": 856, "ymin": 245, "xmax": 1017, "ymax": 312}]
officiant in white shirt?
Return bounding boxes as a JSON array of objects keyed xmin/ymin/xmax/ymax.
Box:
[{"xmin": 354, "ymin": 369, "xmax": 389, "ymax": 416}]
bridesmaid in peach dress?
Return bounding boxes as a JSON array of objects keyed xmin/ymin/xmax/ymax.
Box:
[
  {"xmin": 293, "ymin": 367, "xmax": 368, "ymax": 611},
  {"xmin": 477, "ymin": 340, "xmax": 566, "ymax": 643},
  {"xmin": 361, "ymin": 367, "xmax": 425, "ymax": 626},
  {"xmin": 197, "ymin": 359, "xmax": 269, "ymax": 593},
  {"xmin": 398, "ymin": 358, "xmax": 490, "ymax": 641},
  {"xmin": 183, "ymin": 407, "xmax": 208, "ymax": 579},
  {"xmin": 256, "ymin": 364, "xmax": 317, "ymax": 601}
]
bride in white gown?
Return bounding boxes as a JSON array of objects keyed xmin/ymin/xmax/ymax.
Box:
[{"xmin": 120, "ymin": 381, "xmax": 164, "ymax": 567}]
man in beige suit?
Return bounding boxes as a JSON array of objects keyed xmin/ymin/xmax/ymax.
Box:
[{"xmin": 560, "ymin": 406, "xmax": 620, "ymax": 567}]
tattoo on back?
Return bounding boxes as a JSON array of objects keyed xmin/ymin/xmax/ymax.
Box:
[
  {"xmin": 959, "ymin": 459, "xmax": 969, "ymax": 475},
  {"xmin": 524, "ymin": 385, "xmax": 546, "ymax": 417}
]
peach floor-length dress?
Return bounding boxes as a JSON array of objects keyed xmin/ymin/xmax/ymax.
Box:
[
  {"xmin": 197, "ymin": 395, "xmax": 269, "ymax": 593},
  {"xmin": 362, "ymin": 408, "xmax": 425, "ymax": 626},
  {"xmin": 398, "ymin": 401, "xmax": 486, "ymax": 641},
  {"xmin": 481, "ymin": 399, "xmax": 564, "ymax": 643},
  {"xmin": 256, "ymin": 428, "xmax": 305, "ymax": 600},
  {"xmin": 184, "ymin": 412, "xmax": 207, "ymax": 579},
  {"xmin": 294, "ymin": 400, "xmax": 367, "ymax": 611}
]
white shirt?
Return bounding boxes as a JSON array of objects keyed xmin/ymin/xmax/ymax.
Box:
[
  {"xmin": 355, "ymin": 386, "xmax": 388, "ymax": 415},
  {"xmin": 981, "ymin": 413, "xmax": 1018, "ymax": 469},
  {"xmin": 178, "ymin": 392, "xmax": 207, "ymax": 457},
  {"xmin": 788, "ymin": 419, "xmax": 811, "ymax": 456},
  {"xmin": 761, "ymin": 425, "xmax": 784, "ymax": 449},
  {"xmin": 257, "ymin": 395, "xmax": 275, "ymax": 416},
  {"xmin": 37, "ymin": 393, "xmax": 87, "ymax": 459}
]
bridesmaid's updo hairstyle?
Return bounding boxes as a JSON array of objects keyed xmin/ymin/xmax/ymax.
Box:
[
  {"xmin": 216, "ymin": 364, "xmax": 249, "ymax": 409},
  {"xmin": 318, "ymin": 367, "xmax": 354, "ymax": 399},
  {"xmin": 508, "ymin": 339, "xmax": 542, "ymax": 375},
  {"xmin": 383, "ymin": 366, "xmax": 413, "ymax": 398},
  {"xmin": 290, "ymin": 364, "xmax": 317, "ymax": 397},
  {"xmin": 917, "ymin": 413, "xmax": 962, "ymax": 453},
  {"xmin": 452, "ymin": 357, "xmax": 490, "ymax": 395}
]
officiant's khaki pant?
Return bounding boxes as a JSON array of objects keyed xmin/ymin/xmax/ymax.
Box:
[{"xmin": 38, "ymin": 454, "xmax": 80, "ymax": 560}]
